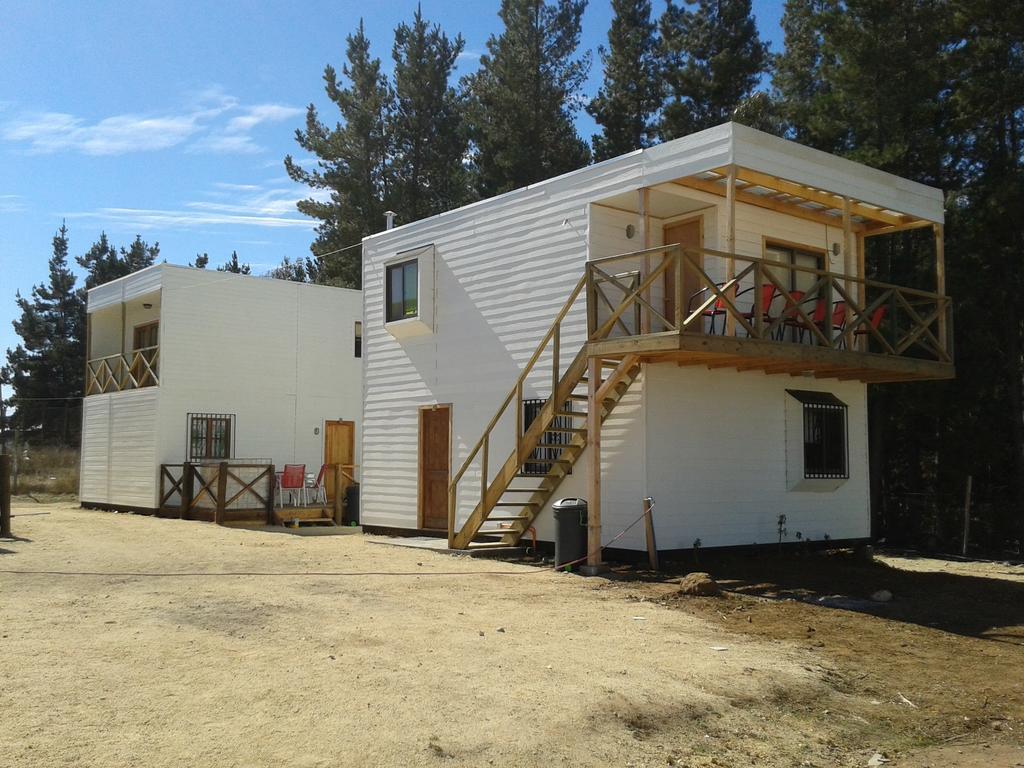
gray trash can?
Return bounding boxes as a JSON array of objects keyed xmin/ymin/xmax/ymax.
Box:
[{"xmin": 552, "ymin": 497, "xmax": 588, "ymax": 568}]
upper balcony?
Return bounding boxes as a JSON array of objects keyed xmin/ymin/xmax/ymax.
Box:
[
  {"xmin": 584, "ymin": 243, "xmax": 952, "ymax": 383},
  {"xmin": 85, "ymin": 270, "xmax": 161, "ymax": 396}
]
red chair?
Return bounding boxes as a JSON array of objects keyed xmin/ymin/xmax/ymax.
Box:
[
  {"xmin": 307, "ymin": 464, "xmax": 328, "ymax": 505},
  {"xmin": 279, "ymin": 464, "xmax": 306, "ymax": 506},
  {"xmin": 739, "ymin": 283, "xmax": 778, "ymax": 335},
  {"xmin": 854, "ymin": 305, "xmax": 888, "ymax": 344},
  {"xmin": 777, "ymin": 289, "xmax": 807, "ymax": 340},
  {"xmin": 687, "ymin": 282, "xmax": 735, "ymax": 335}
]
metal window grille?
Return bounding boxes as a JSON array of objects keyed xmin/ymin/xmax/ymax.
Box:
[
  {"xmin": 187, "ymin": 413, "xmax": 235, "ymax": 462},
  {"xmin": 522, "ymin": 398, "xmax": 574, "ymax": 476},
  {"xmin": 788, "ymin": 390, "xmax": 848, "ymax": 479}
]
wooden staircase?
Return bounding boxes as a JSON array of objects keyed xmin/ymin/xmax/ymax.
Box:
[{"xmin": 447, "ymin": 271, "xmax": 643, "ymax": 551}]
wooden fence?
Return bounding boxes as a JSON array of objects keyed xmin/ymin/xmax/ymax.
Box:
[{"xmin": 159, "ymin": 461, "xmax": 352, "ymax": 525}]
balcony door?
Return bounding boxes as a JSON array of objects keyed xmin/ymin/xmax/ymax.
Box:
[
  {"xmin": 131, "ymin": 321, "xmax": 159, "ymax": 386},
  {"xmin": 663, "ymin": 218, "xmax": 703, "ymax": 329}
]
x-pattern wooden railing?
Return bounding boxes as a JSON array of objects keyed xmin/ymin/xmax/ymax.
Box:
[
  {"xmin": 160, "ymin": 462, "xmax": 276, "ymax": 524},
  {"xmin": 587, "ymin": 244, "xmax": 952, "ymax": 364},
  {"xmin": 86, "ymin": 346, "xmax": 160, "ymax": 395}
]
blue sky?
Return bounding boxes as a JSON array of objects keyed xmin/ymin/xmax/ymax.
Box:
[{"xmin": 0, "ymin": 0, "xmax": 785, "ymax": 359}]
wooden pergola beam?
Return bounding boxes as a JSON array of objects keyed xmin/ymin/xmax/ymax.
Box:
[
  {"xmin": 721, "ymin": 167, "xmax": 911, "ymax": 227},
  {"xmin": 673, "ymin": 177, "xmax": 868, "ymax": 232}
]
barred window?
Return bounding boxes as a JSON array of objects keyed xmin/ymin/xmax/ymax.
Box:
[
  {"xmin": 187, "ymin": 413, "xmax": 235, "ymax": 461},
  {"xmin": 787, "ymin": 391, "xmax": 848, "ymax": 479}
]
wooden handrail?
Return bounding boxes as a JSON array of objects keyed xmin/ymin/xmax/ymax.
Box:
[
  {"xmin": 448, "ymin": 273, "xmax": 588, "ymax": 537},
  {"xmin": 586, "ymin": 245, "xmax": 953, "ymax": 364},
  {"xmin": 85, "ymin": 347, "xmax": 160, "ymax": 394}
]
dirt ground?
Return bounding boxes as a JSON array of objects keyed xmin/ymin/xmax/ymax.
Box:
[{"xmin": 1, "ymin": 502, "xmax": 1022, "ymax": 767}]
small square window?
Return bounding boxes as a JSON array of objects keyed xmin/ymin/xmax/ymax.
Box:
[
  {"xmin": 354, "ymin": 321, "xmax": 362, "ymax": 358},
  {"xmin": 187, "ymin": 413, "xmax": 235, "ymax": 461},
  {"xmin": 787, "ymin": 390, "xmax": 848, "ymax": 479},
  {"xmin": 386, "ymin": 259, "xmax": 419, "ymax": 322}
]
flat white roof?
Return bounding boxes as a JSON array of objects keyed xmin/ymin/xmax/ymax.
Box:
[
  {"xmin": 86, "ymin": 262, "xmax": 361, "ymax": 313},
  {"xmin": 364, "ymin": 122, "xmax": 944, "ymax": 245}
]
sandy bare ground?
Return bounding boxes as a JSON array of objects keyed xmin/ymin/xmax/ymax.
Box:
[{"xmin": 1, "ymin": 502, "xmax": 1022, "ymax": 767}]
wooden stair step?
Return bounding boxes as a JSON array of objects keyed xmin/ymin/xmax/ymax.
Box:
[
  {"xmin": 554, "ymin": 410, "xmax": 586, "ymax": 418},
  {"xmin": 466, "ymin": 541, "xmax": 517, "ymax": 549},
  {"xmin": 476, "ymin": 529, "xmax": 518, "ymax": 537},
  {"xmin": 542, "ymin": 426, "xmax": 585, "ymax": 433},
  {"xmin": 504, "ymin": 486, "xmax": 552, "ymax": 493},
  {"xmin": 494, "ymin": 501, "xmax": 541, "ymax": 507},
  {"xmin": 488, "ymin": 515, "xmax": 530, "ymax": 522},
  {"xmin": 535, "ymin": 441, "xmax": 582, "ymax": 449}
]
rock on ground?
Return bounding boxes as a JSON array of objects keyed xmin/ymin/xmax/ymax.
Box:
[{"xmin": 677, "ymin": 572, "xmax": 721, "ymax": 596}]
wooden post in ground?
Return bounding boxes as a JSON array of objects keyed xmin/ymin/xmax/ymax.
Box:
[
  {"xmin": 642, "ymin": 496, "xmax": 658, "ymax": 571},
  {"xmin": 962, "ymin": 474, "xmax": 972, "ymax": 557},
  {"xmin": 214, "ymin": 461, "xmax": 228, "ymax": 525},
  {"xmin": 333, "ymin": 463, "xmax": 344, "ymax": 524},
  {"xmin": 180, "ymin": 462, "xmax": 194, "ymax": 520},
  {"xmin": 266, "ymin": 464, "xmax": 276, "ymax": 525},
  {"xmin": 639, "ymin": 187, "xmax": 651, "ymax": 333},
  {"xmin": 585, "ymin": 356, "xmax": 603, "ymax": 571},
  {"xmin": 1, "ymin": 453, "xmax": 12, "ymax": 539}
]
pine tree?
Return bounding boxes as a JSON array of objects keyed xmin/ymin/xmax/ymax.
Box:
[
  {"xmin": 266, "ymin": 256, "xmax": 310, "ymax": 283},
  {"xmin": 391, "ymin": 7, "xmax": 472, "ymax": 221},
  {"xmin": 586, "ymin": 0, "xmax": 663, "ymax": 160},
  {"xmin": 463, "ymin": 0, "xmax": 592, "ymax": 196},
  {"xmin": 285, "ymin": 20, "xmax": 393, "ymax": 289},
  {"xmin": 3, "ymin": 224, "xmax": 85, "ymax": 445},
  {"xmin": 772, "ymin": 0, "xmax": 839, "ymax": 147},
  {"xmin": 658, "ymin": 0, "xmax": 769, "ymax": 139},
  {"xmin": 191, "ymin": 253, "xmax": 210, "ymax": 269},
  {"xmin": 217, "ymin": 251, "xmax": 251, "ymax": 274},
  {"xmin": 121, "ymin": 235, "xmax": 159, "ymax": 273},
  {"xmin": 76, "ymin": 233, "xmax": 158, "ymax": 288}
]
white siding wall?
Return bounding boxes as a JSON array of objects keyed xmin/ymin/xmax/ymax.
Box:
[
  {"xmin": 79, "ymin": 389, "xmax": 160, "ymax": 507},
  {"xmin": 81, "ymin": 265, "xmax": 362, "ymax": 511},
  {"xmin": 361, "ymin": 125, "xmax": 891, "ymax": 545},
  {"xmin": 156, "ymin": 268, "xmax": 362, "ymax": 475}
]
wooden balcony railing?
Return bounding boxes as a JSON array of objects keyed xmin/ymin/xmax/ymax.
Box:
[
  {"xmin": 86, "ymin": 346, "xmax": 159, "ymax": 395},
  {"xmin": 586, "ymin": 245, "xmax": 953, "ymax": 366}
]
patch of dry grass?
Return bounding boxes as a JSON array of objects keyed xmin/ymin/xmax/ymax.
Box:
[{"xmin": 9, "ymin": 445, "xmax": 78, "ymax": 495}]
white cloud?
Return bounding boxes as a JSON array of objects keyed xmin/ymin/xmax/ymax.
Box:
[
  {"xmin": 0, "ymin": 194, "xmax": 26, "ymax": 214},
  {"xmin": 66, "ymin": 180, "xmax": 329, "ymax": 231},
  {"xmin": 1, "ymin": 91, "xmax": 302, "ymax": 156}
]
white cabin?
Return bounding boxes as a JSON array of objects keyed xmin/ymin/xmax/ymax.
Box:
[
  {"xmin": 79, "ymin": 264, "xmax": 363, "ymax": 518},
  {"xmin": 359, "ymin": 123, "xmax": 953, "ymax": 558}
]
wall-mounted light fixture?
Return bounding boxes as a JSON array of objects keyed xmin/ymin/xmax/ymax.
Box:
[
  {"xmin": 831, "ymin": 243, "xmax": 841, "ymax": 257},
  {"xmin": 625, "ymin": 224, "xmax": 636, "ymax": 239},
  {"xmin": 143, "ymin": 303, "xmax": 152, "ymax": 309}
]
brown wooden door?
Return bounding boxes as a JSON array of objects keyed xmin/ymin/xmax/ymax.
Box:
[
  {"xmin": 323, "ymin": 420, "xmax": 355, "ymax": 503},
  {"xmin": 663, "ymin": 219, "xmax": 703, "ymax": 327},
  {"xmin": 419, "ymin": 405, "xmax": 451, "ymax": 530}
]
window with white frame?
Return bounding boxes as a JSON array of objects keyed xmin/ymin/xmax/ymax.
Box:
[{"xmin": 385, "ymin": 259, "xmax": 419, "ymax": 322}]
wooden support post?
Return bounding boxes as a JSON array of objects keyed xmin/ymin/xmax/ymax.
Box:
[
  {"xmin": 180, "ymin": 462, "xmax": 194, "ymax": 520},
  {"xmin": 639, "ymin": 188, "xmax": 650, "ymax": 333},
  {"xmin": 215, "ymin": 461, "xmax": 228, "ymax": 525},
  {"xmin": 753, "ymin": 262, "xmax": 765, "ymax": 339},
  {"xmin": 725, "ymin": 166, "xmax": 737, "ymax": 337},
  {"xmin": 962, "ymin": 474, "xmax": 972, "ymax": 557},
  {"xmin": 333, "ymin": 463, "xmax": 343, "ymax": 524},
  {"xmin": 842, "ymin": 197, "xmax": 853, "ymax": 348},
  {"xmin": 934, "ymin": 223, "xmax": 947, "ymax": 352},
  {"xmin": 642, "ymin": 496, "xmax": 658, "ymax": 571},
  {"xmin": 1, "ymin": 453, "xmax": 12, "ymax": 539},
  {"xmin": 551, "ymin": 323, "xmax": 560, "ymax": 403},
  {"xmin": 267, "ymin": 464, "xmax": 277, "ymax": 525},
  {"xmin": 480, "ymin": 434, "xmax": 489, "ymax": 513},
  {"xmin": 586, "ymin": 357, "xmax": 602, "ymax": 569},
  {"xmin": 515, "ymin": 380, "xmax": 523, "ymax": 462},
  {"xmin": 856, "ymin": 231, "xmax": 867, "ymax": 352}
]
